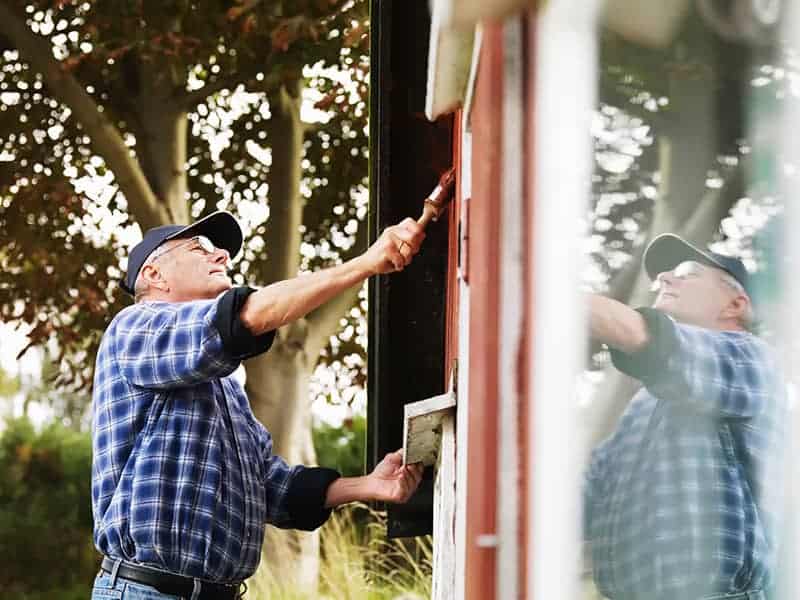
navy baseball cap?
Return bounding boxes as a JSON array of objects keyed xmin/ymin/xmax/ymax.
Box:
[
  {"xmin": 643, "ymin": 233, "xmax": 752, "ymax": 298},
  {"xmin": 121, "ymin": 211, "xmax": 243, "ymax": 296}
]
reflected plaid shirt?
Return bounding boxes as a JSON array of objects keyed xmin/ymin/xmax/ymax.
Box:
[
  {"xmin": 91, "ymin": 295, "xmax": 302, "ymax": 583},
  {"xmin": 585, "ymin": 308, "xmax": 786, "ymax": 600}
]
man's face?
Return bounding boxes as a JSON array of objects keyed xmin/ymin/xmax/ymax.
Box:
[
  {"xmin": 146, "ymin": 235, "xmax": 233, "ymax": 301},
  {"xmin": 652, "ymin": 260, "xmax": 743, "ymax": 327}
]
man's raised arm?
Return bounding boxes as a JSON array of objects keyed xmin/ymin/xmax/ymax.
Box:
[
  {"xmin": 587, "ymin": 293, "xmax": 650, "ymax": 354},
  {"xmin": 241, "ymin": 218, "xmax": 425, "ymax": 335}
]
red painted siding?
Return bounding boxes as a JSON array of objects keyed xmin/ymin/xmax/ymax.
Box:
[{"xmin": 465, "ymin": 23, "xmax": 505, "ymax": 600}]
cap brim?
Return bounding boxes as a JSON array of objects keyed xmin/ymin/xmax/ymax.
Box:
[
  {"xmin": 165, "ymin": 211, "xmax": 243, "ymax": 259},
  {"xmin": 643, "ymin": 233, "xmax": 728, "ymax": 280}
]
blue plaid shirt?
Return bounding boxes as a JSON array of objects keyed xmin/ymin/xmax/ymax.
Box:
[
  {"xmin": 91, "ymin": 287, "xmax": 339, "ymax": 583},
  {"xmin": 585, "ymin": 308, "xmax": 786, "ymax": 600}
]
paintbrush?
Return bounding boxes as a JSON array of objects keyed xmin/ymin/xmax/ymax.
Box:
[{"xmin": 417, "ymin": 167, "xmax": 456, "ymax": 228}]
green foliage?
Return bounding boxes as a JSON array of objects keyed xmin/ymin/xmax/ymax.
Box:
[
  {"xmin": 313, "ymin": 413, "xmax": 366, "ymax": 477},
  {"xmin": 0, "ymin": 365, "xmax": 20, "ymax": 398},
  {"xmin": 0, "ymin": 417, "xmax": 96, "ymax": 599}
]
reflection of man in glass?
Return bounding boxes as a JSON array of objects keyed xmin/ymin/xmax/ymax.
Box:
[{"xmin": 584, "ymin": 233, "xmax": 785, "ymax": 600}]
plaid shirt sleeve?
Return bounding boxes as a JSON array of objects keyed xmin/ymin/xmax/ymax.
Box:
[
  {"xmin": 112, "ymin": 288, "xmax": 274, "ymax": 390},
  {"xmin": 243, "ymin": 411, "xmax": 341, "ymax": 531},
  {"xmin": 611, "ymin": 307, "xmax": 775, "ymax": 418}
]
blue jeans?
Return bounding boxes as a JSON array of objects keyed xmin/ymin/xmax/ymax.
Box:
[{"xmin": 92, "ymin": 572, "xmax": 183, "ymax": 600}]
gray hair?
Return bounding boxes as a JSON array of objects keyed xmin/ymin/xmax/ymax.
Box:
[
  {"xmin": 132, "ymin": 250, "xmax": 163, "ymax": 303},
  {"xmin": 133, "ymin": 272, "xmax": 151, "ymax": 303}
]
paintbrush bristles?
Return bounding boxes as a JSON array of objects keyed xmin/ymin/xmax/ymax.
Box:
[{"xmin": 417, "ymin": 168, "xmax": 456, "ymax": 228}]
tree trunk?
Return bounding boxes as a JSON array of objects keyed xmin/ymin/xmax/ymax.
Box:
[
  {"xmin": 130, "ymin": 58, "xmax": 189, "ymax": 222},
  {"xmin": 258, "ymin": 84, "xmax": 305, "ymax": 286},
  {"xmin": 246, "ymin": 321, "xmax": 316, "ymax": 467},
  {"xmin": 244, "ymin": 322, "xmax": 321, "ymax": 593},
  {"xmin": 242, "ymin": 83, "xmax": 325, "ymax": 595},
  {"xmin": 244, "ymin": 81, "xmax": 316, "ymax": 481}
]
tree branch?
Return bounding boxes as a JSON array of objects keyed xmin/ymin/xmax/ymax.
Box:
[
  {"xmin": 305, "ymin": 282, "xmax": 362, "ymax": 362},
  {"xmin": 303, "ymin": 213, "xmax": 368, "ymax": 360},
  {"xmin": 0, "ymin": 3, "xmax": 167, "ymax": 230},
  {"xmin": 679, "ymin": 165, "xmax": 743, "ymax": 245},
  {"xmin": 227, "ymin": 0, "xmax": 266, "ymax": 21}
]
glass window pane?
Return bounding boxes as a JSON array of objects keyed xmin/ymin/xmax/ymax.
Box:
[{"xmin": 576, "ymin": 2, "xmax": 799, "ymax": 599}]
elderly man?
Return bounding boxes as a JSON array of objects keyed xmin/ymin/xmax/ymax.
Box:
[
  {"xmin": 91, "ymin": 211, "xmax": 426, "ymax": 600},
  {"xmin": 584, "ymin": 233, "xmax": 785, "ymax": 600}
]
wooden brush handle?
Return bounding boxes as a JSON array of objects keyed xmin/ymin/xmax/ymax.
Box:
[{"xmin": 417, "ymin": 168, "xmax": 456, "ymax": 228}]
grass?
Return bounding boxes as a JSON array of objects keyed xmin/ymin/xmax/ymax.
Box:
[{"xmin": 246, "ymin": 503, "xmax": 432, "ymax": 600}]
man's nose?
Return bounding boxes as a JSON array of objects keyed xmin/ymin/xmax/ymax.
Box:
[
  {"xmin": 656, "ymin": 271, "xmax": 676, "ymax": 287},
  {"xmin": 212, "ymin": 248, "xmax": 230, "ymax": 265}
]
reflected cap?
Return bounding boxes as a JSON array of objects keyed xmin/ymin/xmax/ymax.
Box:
[{"xmin": 643, "ymin": 233, "xmax": 752, "ymax": 298}]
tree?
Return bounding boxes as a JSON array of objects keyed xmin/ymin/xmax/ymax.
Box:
[
  {"xmin": 586, "ymin": 2, "xmax": 787, "ymax": 445},
  {"xmin": 0, "ymin": 0, "xmax": 370, "ymax": 590}
]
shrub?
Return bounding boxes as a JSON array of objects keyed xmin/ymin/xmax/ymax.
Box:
[
  {"xmin": 313, "ymin": 414, "xmax": 367, "ymax": 477},
  {"xmin": 0, "ymin": 417, "xmax": 97, "ymax": 599}
]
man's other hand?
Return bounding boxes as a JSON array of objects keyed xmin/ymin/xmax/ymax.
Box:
[{"xmin": 367, "ymin": 449, "xmax": 424, "ymax": 504}]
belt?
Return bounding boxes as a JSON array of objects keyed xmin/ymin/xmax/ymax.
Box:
[{"xmin": 101, "ymin": 556, "xmax": 242, "ymax": 600}]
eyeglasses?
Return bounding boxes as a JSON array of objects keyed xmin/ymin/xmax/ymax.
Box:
[
  {"xmin": 146, "ymin": 235, "xmax": 228, "ymax": 266},
  {"xmin": 651, "ymin": 260, "xmax": 746, "ymax": 295},
  {"xmin": 651, "ymin": 261, "xmax": 706, "ymax": 291},
  {"xmin": 665, "ymin": 260, "xmax": 705, "ymax": 279}
]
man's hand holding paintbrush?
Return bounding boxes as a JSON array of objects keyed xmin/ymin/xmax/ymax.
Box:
[
  {"xmin": 386, "ymin": 167, "xmax": 457, "ymax": 268},
  {"xmin": 358, "ymin": 167, "xmax": 457, "ymax": 274}
]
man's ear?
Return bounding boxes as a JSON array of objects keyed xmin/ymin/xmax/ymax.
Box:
[
  {"xmin": 140, "ymin": 264, "xmax": 168, "ymax": 292},
  {"xmin": 722, "ymin": 294, "xmax": 750, "ymax": 322}
]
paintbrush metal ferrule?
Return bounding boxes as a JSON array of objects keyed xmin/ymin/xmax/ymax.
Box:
[{"xmin": 419, "ymin": 168, "xmax": 456, "ymax": 226}]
